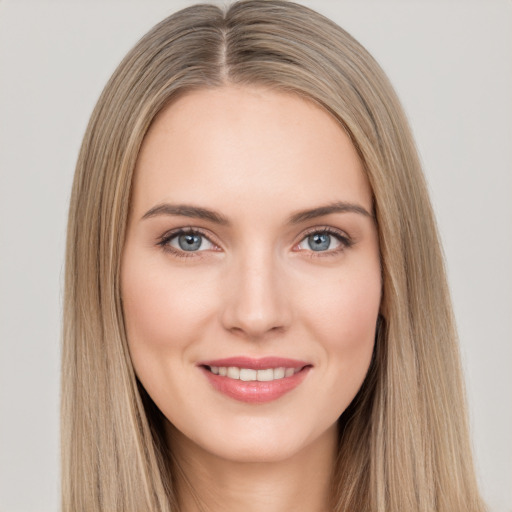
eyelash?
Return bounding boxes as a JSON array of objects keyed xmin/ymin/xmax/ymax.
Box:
[
  {"xmin": 156, "ymin": 226, "xmax": 354, "ymax": 259},
  {"xmin": 297, "ymin": 227, "xmax": 354, "ymax": 257},
  {"xmin": 157, "ymin": 227, "xmax": 216, "ymax": 259}
]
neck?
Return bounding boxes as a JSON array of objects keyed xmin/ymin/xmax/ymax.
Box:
[{"xmin": 166, "ymin": 423, "xmax": 337, "ymax": 512}]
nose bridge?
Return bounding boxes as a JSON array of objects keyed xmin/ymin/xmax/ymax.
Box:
[{"xmin": 220, "ymin": 243, "xmax": 291, "ymax": 338}]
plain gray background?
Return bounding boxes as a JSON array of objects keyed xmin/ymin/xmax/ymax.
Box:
[{"xmin": 0, "ymin": 1, "xmax": 511, "ymax": 511}]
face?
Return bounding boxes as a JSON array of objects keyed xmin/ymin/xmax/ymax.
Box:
[{"xmin": 121, "ymin": 86, "xmax": 381, "ymax": 464}]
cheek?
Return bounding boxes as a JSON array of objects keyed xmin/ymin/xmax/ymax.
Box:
[
  {"xmin": 120, "ymin": 253, "xmax": 223, "ymax": 427},
  {"xmin": 302, "ymin": 264, "xmax": 381, "ymax": 342},
  {"xmin": 120, "ymin": 252, "xmax": 217, "ymax": 368},
  {"xmin": 299, "ymin": 263, "xmax": 381, "ymax": 391}
]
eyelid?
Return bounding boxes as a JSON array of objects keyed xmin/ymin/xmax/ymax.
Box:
[
  {"xmin": 157, "ymin": 227, "xmax": 221, "ymax": 257},
  {"xmin": 293, "ymin": 225, "xmax": 354, "ymax": 254},
  {"xmin": 156, "ymin": 225, "xmax": 354, "ymax": 258}
]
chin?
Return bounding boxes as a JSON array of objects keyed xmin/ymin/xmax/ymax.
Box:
[{"xmin": 168, "ymin": 413, "xmax": 338, "ymax": 466}]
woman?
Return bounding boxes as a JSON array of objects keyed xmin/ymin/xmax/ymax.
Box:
[{"xmin": 62, "ymin": 1, "xmax": 486, "ymax": 510}]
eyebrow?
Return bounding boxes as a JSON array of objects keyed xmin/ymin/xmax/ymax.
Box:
[
  {"xmin": 287, "ymin": 201, "xmax": 373, "ymax": 224},
  {"xmin": 141, "ymin": 200, "xmax": 373, "ymax": 225},
  {"xmin": 142, "ymin": 203, "xmax": 230, "ymax": 225}
]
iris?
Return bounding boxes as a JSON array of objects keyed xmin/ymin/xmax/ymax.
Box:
[
  {"xmin": 308, "ymin": 233, "xmax": 331, "ymax": 251},
  {"xmin": 178, "ymin": 233, "xmax": 203, "ymax": 251}
]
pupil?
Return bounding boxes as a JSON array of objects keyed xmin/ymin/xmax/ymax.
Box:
[
  {"xmin": 308, "ymin": 233, "xmax": 330, "ymax": 251},
  {"xmin": 178, "ymin": 233, "xmax": 202, "ymax": 251}
]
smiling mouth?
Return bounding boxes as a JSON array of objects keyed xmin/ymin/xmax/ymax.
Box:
[
  {"xmin": 203, "ymin": 365, "xmax": 304, "ymax": 382},
  {"xmin": 199, "ymin": 358, "xmax": 312, "ymax": 403}
]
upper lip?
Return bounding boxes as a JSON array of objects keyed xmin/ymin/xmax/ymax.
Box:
[{"xmin": 198, "ymin": 356, "xmax": 311, "ymax": 370}]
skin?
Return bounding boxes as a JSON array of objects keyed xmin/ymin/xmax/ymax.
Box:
[{"xmin": 121, "ymin": 85, "xmax": 381, "ymax": 512}]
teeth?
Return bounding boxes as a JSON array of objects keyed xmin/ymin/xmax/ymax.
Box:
[
  {"xmin": 256, "ymin": 368, "xmax": 274, "ymax": 382},
  {"xmin": 227, "ymin": 367, "xmax": 240, "ymax": 379},
  {"xmin": 274, "ymin": 367, "xmax": 285, "ymax": 379},
  {"xmin": 239, "ymin": 368, "xmax": 257, "ymax": 381},
  {"xmin": 209, "ymin": 365, "xmax": 300, "ymax": 381}
]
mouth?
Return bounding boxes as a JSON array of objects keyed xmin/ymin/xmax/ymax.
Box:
[{"xmin": 198, "ymin": 357, "xmax": 312, "ymax": 403}]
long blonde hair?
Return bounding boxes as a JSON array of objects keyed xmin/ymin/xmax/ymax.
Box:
[{"xmin": 62, "ymin": 1, "xmax": 486, "ymax": 510}]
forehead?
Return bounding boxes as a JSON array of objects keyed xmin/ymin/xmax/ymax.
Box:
[{"xmin": 132, "ymin": 85, "xmax": 372, "ymax": 218}]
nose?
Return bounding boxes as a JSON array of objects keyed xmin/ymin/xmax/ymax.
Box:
[{"xmin": 219, "ymin": 248, "xmax": 292, "ymax": 340}]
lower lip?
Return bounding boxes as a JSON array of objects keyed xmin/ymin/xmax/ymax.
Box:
[{"xmin": 200, "ymin": 366, "xmax": 311, "ymax": 403}]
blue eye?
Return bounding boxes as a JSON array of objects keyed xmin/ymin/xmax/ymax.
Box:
[
  {"xmin": 307, "ymin": 233, "xmax": 332, "ymax": 251},
  {"xmin": 296, "ymin": 229, "xmax": 350, "ymax": 253},
  {"xmin": 162, "ymin": 230, "xmax": 215, "ymax": 253},
  {"xmin": 177, "ymin": 233, "xmax": 203, "ymax": 251}
]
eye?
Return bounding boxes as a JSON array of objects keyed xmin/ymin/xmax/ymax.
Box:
[
  {"xmin": 158, "ymin": 229, "xmax": 217, "ymax": 255},
  {"xmin": 295, "ymin": 228, "xmax": 352, "ymax": 254}
]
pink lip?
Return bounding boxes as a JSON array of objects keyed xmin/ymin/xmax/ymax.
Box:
[
  {"xmin": 199, "ymin": 356, "xmax": 309, "ymax": 370},
  {"xmin": 197, "ymin": 357, "xmax": 312, "ymax": 404}
]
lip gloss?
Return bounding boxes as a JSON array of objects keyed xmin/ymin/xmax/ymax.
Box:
[{"xmin": 198, "ymin": 357, "xmax": 312, "ymax": 403}]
